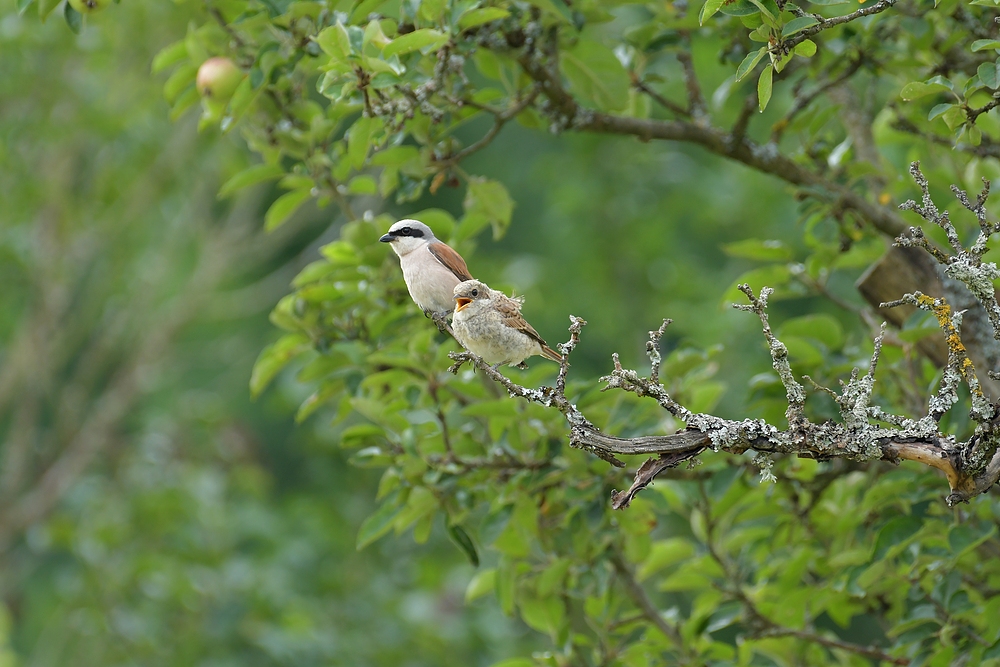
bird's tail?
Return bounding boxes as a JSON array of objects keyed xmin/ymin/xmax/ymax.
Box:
[{"xmin": 541, "ymin": 345, "xmax": 566, "ymax": 364}]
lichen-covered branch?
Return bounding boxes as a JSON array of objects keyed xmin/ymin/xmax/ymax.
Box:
[
  {"xmin": 450, "ymin": 272, "xmax": 1000, "ymax": 508},
  {"xmin": 897, "ymin": 162, "xmax": 1000, "ymax": 342},
  {"xmin": 734, "ymin": 285, "xmax": 806, "ymax": 426}
]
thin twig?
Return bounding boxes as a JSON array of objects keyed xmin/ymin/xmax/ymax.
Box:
[
  {"xmin": 777, "ymin": 0, "xmax": 897, "ymax": 54},
  {"xmin": 630, "ymin": 76, "xmax": 690, "ymax": 118}
]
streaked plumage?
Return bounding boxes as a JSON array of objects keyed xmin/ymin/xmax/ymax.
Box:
[{"xmin": 451, "ymin": 279, "xmax": 562, "ymax": 367}]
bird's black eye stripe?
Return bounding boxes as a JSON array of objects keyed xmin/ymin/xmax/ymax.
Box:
[{"xmin": 389, "ymin": 225, "xmax": 425, "ymax": 238}]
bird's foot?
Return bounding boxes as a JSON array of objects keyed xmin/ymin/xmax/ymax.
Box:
[
  {"xmin": 428, "ymin": 311, "xmax": 454, "ymax": 336},
  {"xmin": 513, "ymin": 361, "xmax": 529, "ymax": 370}
]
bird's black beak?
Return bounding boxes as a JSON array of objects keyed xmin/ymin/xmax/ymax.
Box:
[{"xmin": 379, "ymin": 233, "xmax": 393, "ymax": 243}]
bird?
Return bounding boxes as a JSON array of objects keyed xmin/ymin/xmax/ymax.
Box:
[
  {"xmin": 451, "ymin": 279, "xmax": 563, "ymax": 368},
  {"xmin": 379, "ymin": 220, "xmax": 473, "ymax": 323}
]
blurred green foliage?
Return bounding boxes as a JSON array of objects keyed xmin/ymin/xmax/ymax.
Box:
[
  {"xmin": 1, "ymin": 3, "xmax": 530, "ymax": 665},
  {"xmin": 7, "ymin": 0, "xmax": 1000, "ymax": 665}
]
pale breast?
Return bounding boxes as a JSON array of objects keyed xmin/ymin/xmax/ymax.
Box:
[
  {"xmin": 453, "ymin": 309, "xmax": 541, "ymax": 366},
  {"xmin": 400, "ymin": 248, "xmax": 462, "ymax": 314}
]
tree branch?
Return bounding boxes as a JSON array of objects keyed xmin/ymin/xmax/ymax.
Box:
[
  {"xmin": 449, "ymin": 272, "xmax": 1000, "ymax": 509},
  {"xmin": 516, "ymin": 51, "xmax": 908, "ymax": 240},
  {"xmin": 577, "ymin": 112, "xmax": 908, "ymax": 238},
  {"xmin": 776, "ymin": 0, "xmax": 897, "ymax": 54}
]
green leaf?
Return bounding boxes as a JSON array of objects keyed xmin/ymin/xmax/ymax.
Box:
[
  {"xmin": 639, "ymin": 538, "xmax": 697, "ymax": 579},
  {"xmin": 349, "ymin": 446, "xmax": 394, "ymax": 468},
  {"xmin": 227, "ymin": 77, "xmax": 262, "ymax": 128},
  {"xmin": 17, "ymin": 0, "xmax": 35, "ymax": 16},
  {"xmin": 349, "ymin": 0, "xmax": 390, "ymax": 22},
  {"xmin": 719, "ymin": 0, "xmax": 759, "ymax": 16},
  {"xmin": 941, "ymin": 106, "xmax": 965, "ymax": 130},
  {"xmin": 978, "ymin": 61, "xmax": 1000, "ymax": 90},
  {"xmin": 806, "ymin": 0, "xmax": 849, "ymax": 4},
  {"xmin": 735, "ymin": 47, "xmax": 767, "ymax": 82},
  {"xmin": 357, "ymin": 500, "xmax": 403, "ymax": 550},
  {"xmin": 382, "ymin": 29, "xmax": 448, "ymax": 58},
  {"xmin": 984, "ymin": 641, "xmax": 1000, "ymax": 661},
  {"xmin": 972, "ymin": 39, "xmax": 1000, "ymax": 52},
  {"xmin": 778, "ymin": 314, "xmax": 844, "ymax": 350},
  {"xmin": 63, "ymin": 2, "xmax": 82, "ymax": 34},
  {"xmin": 448, "ymin": 524, "xmax": 480, "ymax": 566},
  {"xmin": 152, "ymin": 40, "xmax": 188, "ymax": 74},
  {"xmin": 347, "ymin": 115, "xmax": 375, "ymax": 169},
  {"xmin": 316, "ymin": 23, "xmax": 352, "ymax": 60},
  {"xmin": 537, "ymin": 558, "xmax": 571, "ymax": 596},
  {"xmin": 722, "ymin": 238, "xmax": 792, "ymax": 261},
  {"xmin": 370, "ymin": 145, "xmax": 420, "ymax": 167},
  {"xmin": 722, "ymin": 264, "xmax": 792, "ymax": 305},
  {"xmin": 264, "ymin": 189, "xmax": 312, "ymax": 231},
  {"xmin": 899, "ymin": 81, "xmax": 951, "ymax": 100},
  {"xmin": 519, "ymin": 594, "xmax": 565, "ymax": 638},
  {"xmin": 169, "ymin": 87, "xmax": 199, "ymax": 121},
  {"xmin": 393, "ymin": 486, "xmax": 439, "ymax": 533},
  {"xmin": 794, "ymin": 39, "xmax": 817, "ymax": 57},
  {"xmin": 218, "ymin": 164, "xmax": 284, "ymax": 198},
  {"xmin": 872, "ymin": 516, "xmax": 922, "ymax": 561},
  {"xmin": 163, "ymin": 63, "xmax": 198, "ymax": 104},
  {"xmin": 968, "ymin": 124, "xmax": 983, "ymax": 146},
  {"xmin": 37, "ymin": 0, "xmax": 61, "ymax": 21},
  {"xmin": 250, "ymin": 333, "xmax": 310, "ymax": 397},
  {"xmin": 340, "ymin": 424, "xmax": 386, "ymax": 446},
  {"xmin": 458, "ymin": 7, "xmax": 510, "ymax": 29},
  {"xmin": 465, "ymin": 569, "xmax": 497, "ymax": 602},
  {"xmin": 927, "ymin": 103, "xmax": 953, "ymax": 121},
  {"xmin": 781, "ymin": 16, "xmax": 818, "ymax": 37},
  {"xmin": 460, "ymin": 177, "xmax": 514, "ymax": 241},
  {"xmin": 347, "ymin": 175, "xmax": 378, "ymax": 194},
  {"xmin": 747, "ymin": 0, "xmax": 779, "ymax": 23},
  {"xmin": 948, "ymin": 523, "xmax": 995, "ymax": 557},
  {"xmin": 757, "ymin": 67, "xmax": 773, "ymax": 112},
  {"xmin": 561, "ymin": 38, "xmax": 631, "ymax": 112},
  {"xmin": 699, "ymin": 0, "xmax": 726, "ymax": 24}
]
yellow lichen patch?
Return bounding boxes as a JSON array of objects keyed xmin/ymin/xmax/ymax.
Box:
[{"xmin": 917, "ymin": 294, "xmax": 984, "ymax": 397}]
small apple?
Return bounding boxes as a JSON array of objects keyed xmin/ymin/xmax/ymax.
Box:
[
  {"xmin": 67, "ymin": 0, "xmax": 112, "ymax": 13},
  {"xmin": 196, "ymin": 57, "xmax": 244, "ymax": 103}
]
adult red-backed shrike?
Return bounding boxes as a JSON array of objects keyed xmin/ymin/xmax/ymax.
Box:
[
  {"xmin": 451, "ymin": 279, "xmax": 562, "ymax": 368},
  {"xmin": 379, "ymin": 220, "xmax": 473, "ymax": 319}
]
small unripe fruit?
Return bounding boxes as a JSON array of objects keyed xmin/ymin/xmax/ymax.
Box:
[
  {"xmin": 196, "ymin": 57, "xmax": 243, "ymax": 103},
  {"xmin": 68, "ymin": 0, "xmax": 111, "ymax": 13}
]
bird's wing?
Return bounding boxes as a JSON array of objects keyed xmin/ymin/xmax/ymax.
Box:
[
  {"xmin": 427, "ymin": 241, "xmax": 473, "ymax": 281},
  {"xmin": 495, "ymin": 294, "xmax": 547, "ymax": 345},
  {"xmin": 495, "ymin": 294, "xmax": 563, "ymax": 362}
]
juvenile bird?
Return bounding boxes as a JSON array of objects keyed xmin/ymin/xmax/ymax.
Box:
[
  {"xmin": 379, "ymin": 220, "xmax": 473, "ymax": 320},
  {"xmin": 451, "ymin": 279, "xmax": 563, "ymax": 368}
]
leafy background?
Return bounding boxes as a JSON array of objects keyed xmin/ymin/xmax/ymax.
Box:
[{"xmin": 4, "ymin": 0, "xmax": 1000, "ymax": 665}]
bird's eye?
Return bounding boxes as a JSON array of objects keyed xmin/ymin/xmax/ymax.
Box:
[
  {"xmin": 400, "ymin": 226, "xmax": 411, "ymax": 236},
  {"xmin": 471, "ymin": 288, "xmax": 479, "ymax": 297}
]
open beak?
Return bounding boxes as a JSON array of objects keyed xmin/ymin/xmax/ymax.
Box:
[
  {"xmin": 455, "ymin": 297, "xmax": 472, "ymax": 312},
  {"xmin": 379, "ymin": 233, "xmax": 393, "ymax": 243}
]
